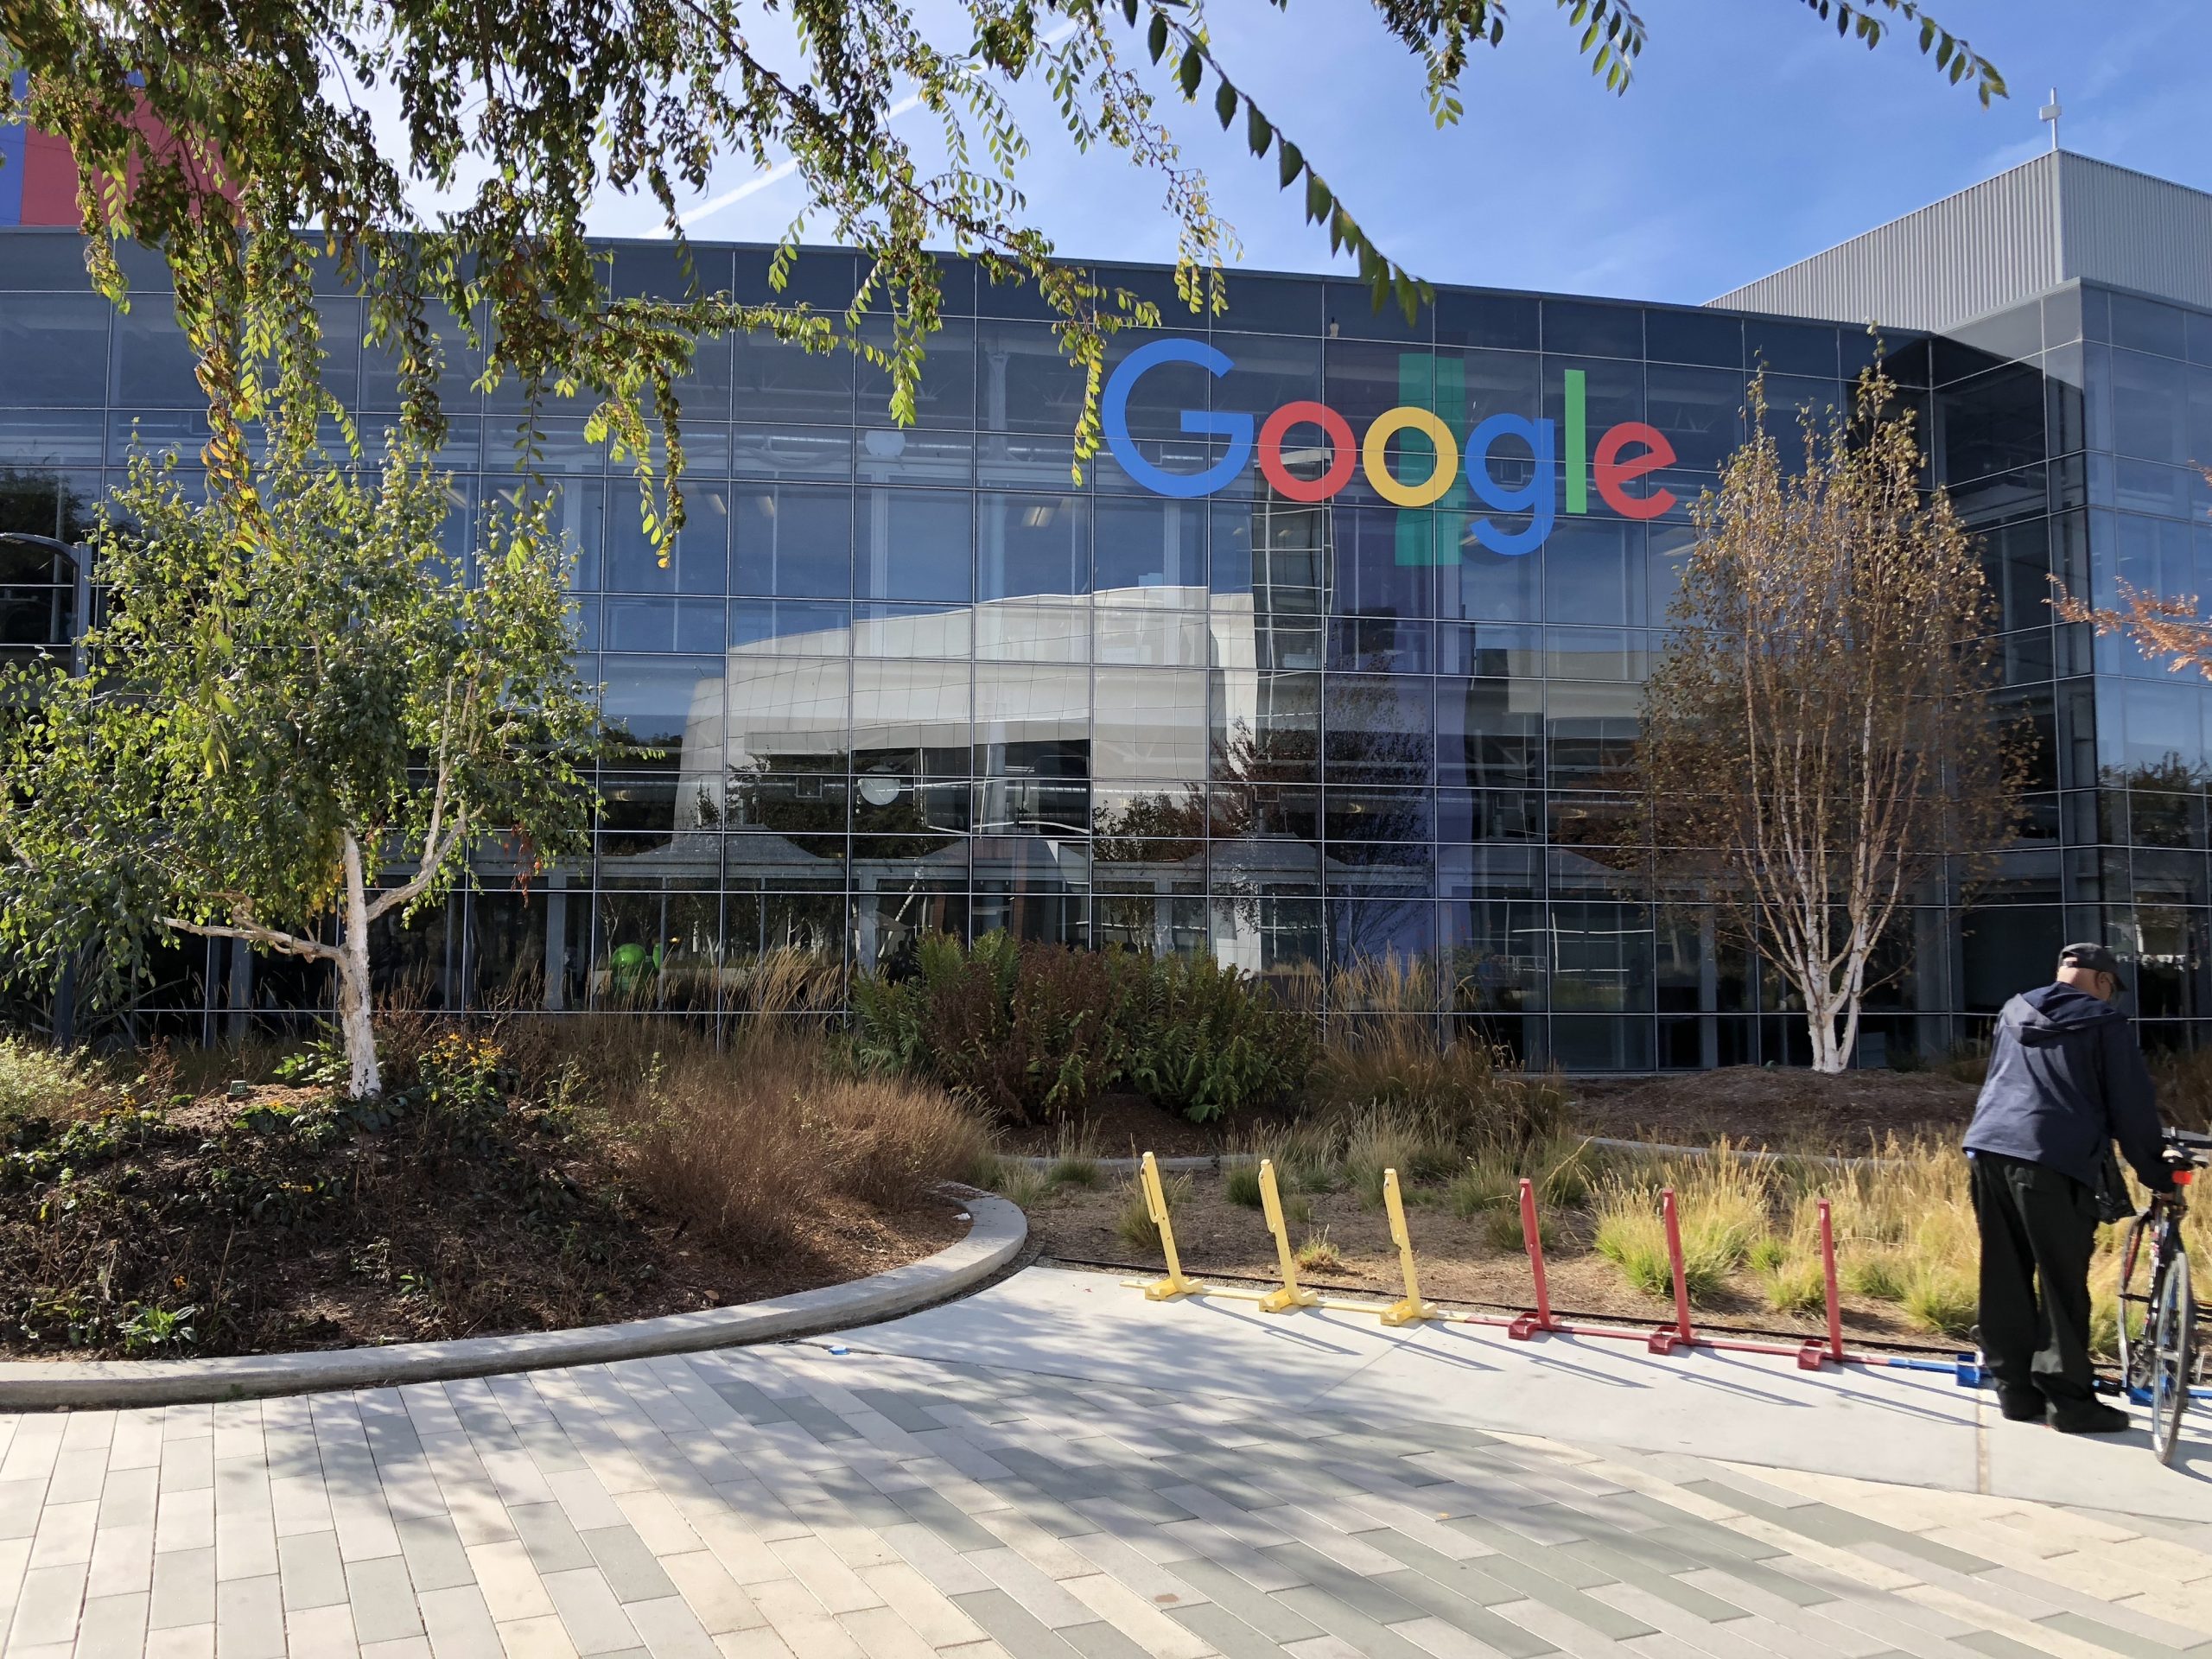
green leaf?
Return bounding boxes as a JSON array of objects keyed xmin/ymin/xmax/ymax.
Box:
[
  {"xmin": 1147, "ymin": 12, "xmax": 1167, "ymax": 62},
  {"xmin": 1277, "ymin": 138, "xmax": 1303, "ymax": 190},
  {"xmin": 1214, "ymin": 78, "xmax": 1237, "ymax": 129},
  {"xmin": 1176, "ymin": 43, "xmax": 1204, "ymax": 99},
  {"xmin": 1246, "ymin": 101, "xmax": 1271, "ymax": 156}
]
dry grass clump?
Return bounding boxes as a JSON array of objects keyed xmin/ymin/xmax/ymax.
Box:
[
  {"xmin": 1114, "ymin": 1169, "xmax": 1190, "ymax": 1252},
  {"xmin": 1342, "ymin": 1107, "xmax": 1463, "ymax": 1209},
  {"xmin": 1592, "ymin": 1144, "xmax": 1770, "ymax": 1306},
  {"xmin": 1815, "ymin": 1138, "xmax": 1978, "ymax": 1335},
  {"xmin": 596, "ymin": 1024, "xmax": 990, "ymax": 1255},
  {"xmin": 1295, "ymin": 1230, "xmax": 1343, "ymax": 1273},
  {"xmin": 1448, "ymin": 1131, "xmax": 1605, "ymax": 1220},
  {"xmin": 1309, "ymin": 1020, "xmax": 1566, "ymax": 1151},
  {"xmin": 0, "ymin": 1037, "xmax": 116, "ymax": 1126}
]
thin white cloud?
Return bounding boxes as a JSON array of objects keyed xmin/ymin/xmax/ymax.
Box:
[{"xmin": 675, "ymin": 17, "xmax": 1078, "ymax": 235}]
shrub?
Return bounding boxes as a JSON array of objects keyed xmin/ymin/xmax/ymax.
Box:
[
  {"xmin": 1449, "ymin": 1131, "xmax": 1603, "ymax": 1222},
  {"xmin": 1225, "ymin": 1162, "xmax": 1263, "ymax": 1208},
  {"xmin": 851, "ymin": 933, "xmax": 1137, "ymax": 1123},
  {"xmin": 1309, "ymin": 1023, "xmax": 1565, "ymax": 1152},
  {"xmin": 1594, "ymin": 1210, "xmax": 1675, "ymax": 1298},
  {"xmin": 992, "ymin": 1164, "xmax": 1055, "ymax": 1211},
  {"xmin": 1483, "ymin": 1204, "xmax": 1548, "ymax": 1254},
  {"xmin": 1447, "ymin": 1159, "xmax": 1517, "ymax": 1219},
  {"xmin": 1045, "ymin": 1124, "xmax": 1103, "ymax": 1190},
  {"xmin": 1124, "ymin": 954, "xmax": 1313, "ymax": 1122},
  {"xmin": 1295, "ymin": 1230, "xmax": 1343, "ymax": 1273},
  {"xmin": 854, "ymin": 936, "xmax": 1308, "ymax": 1125}
]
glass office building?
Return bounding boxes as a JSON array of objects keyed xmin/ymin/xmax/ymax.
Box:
[{"xmin": 0, "ymin": 149, "xmax": 2208, "ymax": 1067}]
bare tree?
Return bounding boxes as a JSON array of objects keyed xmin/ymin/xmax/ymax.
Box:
[{"xmin": 1637, "ymin": 371, "xmax": 2023, "ymax": 1073}]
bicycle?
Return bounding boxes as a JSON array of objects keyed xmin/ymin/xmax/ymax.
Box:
[{"xmin": 2116, "ymin": 1127, "xmax": 2212, "ymax": 1465}]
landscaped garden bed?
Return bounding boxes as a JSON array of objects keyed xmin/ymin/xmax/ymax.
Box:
[{"xmin": 0, "ymin": 1013, "xmax": 981, "ymax": 1360}]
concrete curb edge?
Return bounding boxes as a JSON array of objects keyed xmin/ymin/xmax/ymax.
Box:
[{"xmin": 0, "ymin": 1190, "xmax": 1026, "ymax": 1410}]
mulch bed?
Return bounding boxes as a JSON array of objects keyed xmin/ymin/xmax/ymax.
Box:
[
  {"xmin": 1568, "ymin": 1066, "xmax": 1980, "ymax": 1151},
  {"xmin": 0, "ymin": 1081, "xmax": 960, "ymax": 1362},
  {"xmin": 995, "ymin": 1067, "xmax": 1982, "ymax": 1166}
]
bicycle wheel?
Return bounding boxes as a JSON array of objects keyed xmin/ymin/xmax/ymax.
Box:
[
  {"xmin": 2151, "ymin": 1248, "xmax": 2194, "ymax": 1467},
  {"xmin": 2117, "ymin": 1215, "xmax": 2153, "ymax": 1395}
]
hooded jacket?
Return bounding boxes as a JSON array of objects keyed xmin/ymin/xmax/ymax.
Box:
[{"xmin": 1962, "ymin": 983, "xmax": 2173, "ymax": 1193}]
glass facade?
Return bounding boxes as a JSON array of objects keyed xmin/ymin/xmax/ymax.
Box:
[{"xmin": 0, "ymin": 225, "xmax": 2184, "ymax": 1065}]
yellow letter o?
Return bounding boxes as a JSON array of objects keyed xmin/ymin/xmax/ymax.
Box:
[{"xmin": 1361, "ymin": 407, "xmax": 1459, "ymax": 508}]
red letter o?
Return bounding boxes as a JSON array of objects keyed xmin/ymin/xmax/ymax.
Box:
[{"xmin": 1258, "ymin": 401, "xmax": 1357, "ymax": 503}]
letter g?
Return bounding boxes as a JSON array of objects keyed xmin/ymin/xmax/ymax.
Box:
[{"xmin": 1103, "ymin": 338, "xmax": 1254, "ymax": 499}]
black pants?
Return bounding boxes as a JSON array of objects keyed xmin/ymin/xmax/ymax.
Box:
[{"xmin": 1969, "ymin": 1151, "xmax": 2100, "ymax": 1407}]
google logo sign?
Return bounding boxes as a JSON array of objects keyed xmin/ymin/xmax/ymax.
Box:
[{"xmin": 1102, "ymin": 338, "xmax": 1679, "ymax": 557}]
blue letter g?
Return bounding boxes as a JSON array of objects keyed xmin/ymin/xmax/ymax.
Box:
[{"xmin": 1103, "ymin": 338, "xmax": 1253, "ymax": 499}]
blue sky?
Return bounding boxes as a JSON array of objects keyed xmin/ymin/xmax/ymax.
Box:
[{"xmin": 632, "ymin": 2, "xmax": 2212, "ymax": 308}]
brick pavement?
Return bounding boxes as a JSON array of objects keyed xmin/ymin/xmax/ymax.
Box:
[{"xmin": 6, "ymin": 1335, "xmax": 2212, "ymax": 1659}]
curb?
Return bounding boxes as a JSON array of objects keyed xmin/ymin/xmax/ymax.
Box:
[
  {"xmin": 1004, "ymin": 1153, "xmax": 1230, "ymax": 1173},
  {"xmin": 0, "ymin": 1192, "xmax": 1026, "ymax": 1410}
]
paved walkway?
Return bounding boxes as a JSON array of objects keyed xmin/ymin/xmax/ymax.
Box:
[{"xmin": 6, "ymin": 1266, "xmax": 2212, "ymax": 1659}]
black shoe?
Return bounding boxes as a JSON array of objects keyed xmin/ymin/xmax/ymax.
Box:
[
  {"xmin": 1997, "ymin": 1389, "xmax": 2046, "ymax": 1422},
  {"xmin": 2050, "ymin": 1402, "xmax": 2133, "ymax": 1435}
]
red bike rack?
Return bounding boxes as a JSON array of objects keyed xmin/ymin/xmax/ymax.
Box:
[
  {"xmin": 1797, "ymin": 1198, "xmax": 1847, "ymax": 1370},
  {"xmin": 1507, "ymin": 1177, "xmax": 1554, "ymax": 1341},
  {"xmin": 1648, "ymin": 1187, "xmax": 1696, "ymax": 1353},
  {"xmin": 1481, "ymin": 1172, "xmax": 1916, "ymax": 1371}
]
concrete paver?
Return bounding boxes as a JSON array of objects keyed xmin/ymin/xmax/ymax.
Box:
[{"xmin": 10, "ymin": 1265, "xmax": 2212, "ymax": 1657}]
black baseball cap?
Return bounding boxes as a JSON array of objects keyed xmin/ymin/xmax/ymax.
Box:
[{"xmin": 2058, "ymin": 942, "xmax": 2128, "ymax": 990}]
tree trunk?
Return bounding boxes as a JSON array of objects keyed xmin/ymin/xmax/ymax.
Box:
[
  {"xmin": 1800, "ymin": 949, "xmax": 1853, "ymax": 1075},
  {"xmin": 339, "ymin": 832, "xmax": 381, "ymax": 1097}
]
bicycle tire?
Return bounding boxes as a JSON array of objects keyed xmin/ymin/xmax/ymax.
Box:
[
  {"xmin": 2151, "ymin": 1249, "xmax": 2193, "ymax": 1467},
  {"xmin": 2117, "ymin": 1215, "xmax": 2152, "ymax": 1393}
]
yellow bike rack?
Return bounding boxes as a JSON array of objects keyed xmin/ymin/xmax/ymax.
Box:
[
  {"xmin": 1139, "ymin": 1151, "xmax": 1205, "ymax": 1300},
  {"xmin": 1381, "ymin": 1168, "xmax": 1440, "ymax": 1327},
  {"xmin": 1256, "ymin": 1159, "xmax": 1319, "ymax": 1313}
]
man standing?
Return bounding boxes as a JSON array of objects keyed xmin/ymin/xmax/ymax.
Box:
[{"xmin": 1963, "ymin": 943, "xmax": 2177, "ymax": 1433}]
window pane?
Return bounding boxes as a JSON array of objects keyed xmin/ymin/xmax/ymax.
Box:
[
  {"xmin": 979, "ymin": 492, "xmax": 1088, "ymax": 599},
  {"xmin": 978, "ymin": 320, "xmax": 1085, "ymax": 433},
  {"xmin": 0, "ymin": 296, "xmax": 107, "ymax": 409},
  {"xmin": 1096, "ymin": 495, "xmax": 1204, "ymax": 594},
  {"xmin": 733, "ymin": 485, "xmax": 852, "ymax": 598},
  {"xmin": 858, "ymin": 488, "xmax": 972, "ymax": 602},
  {"xmin": 1096, "ymin": 667, "xmax": 1206, "ymax": 780},
  {"xmin": 607, "ymin": 481, "xmax": 731, "ymax": 594},
  {"xmin": 1323, "ymin": 674, "xmax": 1433, "ymax": 785},
  {"xmin": 976, "ymin": 663, "xmax": 1088, "ymax": 779},
  {"xmin": 734, "ymin": 334, "xmax": 854, "ymax": 423}
]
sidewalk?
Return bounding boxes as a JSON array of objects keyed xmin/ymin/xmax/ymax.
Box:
[
  {"xmin": 3, "ymin": 1263, "xmax": 2210, "ymax": 1658},
  {"xmin": 839, "ymin": 1265, "xmax": 2212, "ymax": 1524}
]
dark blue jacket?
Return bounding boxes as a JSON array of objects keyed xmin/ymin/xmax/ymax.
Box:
[{"xmin": 1962, "ymin": 983, "xmax": 2172, "ymax": 1192}]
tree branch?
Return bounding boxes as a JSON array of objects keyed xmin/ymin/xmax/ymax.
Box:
[
  {"xmin": 364, "ymin": 814, "xmax": 470, "ymax": 923},
  {"xmin": 160, "ymin": 915, "xmax": 344, "ymax": 964}
]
